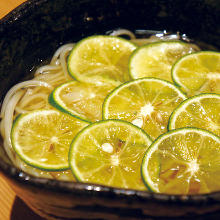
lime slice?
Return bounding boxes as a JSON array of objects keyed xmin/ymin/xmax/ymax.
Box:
[
  {"xmin": 129, "ymin": 41, "xmax": 196, "ymax": 82},
  {"xmin": 11, "ymin": 110, "xmax": 89, "ymax": 171},
  {"xmin": 49, "ymin": 81, "xmax": 114, "ymax": 122},
  {"xmin": 68, "ymin": 35, "xmax": 137, "ymax": 85},
  {"xmin": 169, "ymin": 93, "xmax": 220, "ymax": 136},
  {"xmin": 141, "ymin": 128, "xmax": 220, "ymax": 194},
  {"xmin": 172, "ymin": 51, "xmax": 220, "ymax": 96},
  {"xmin": 103, "ymin": 78, "xmax": 186, "ymax": 140},
  {"xmin": 69, "ymin": 119, "xmax": 152, "ymax": 190}
]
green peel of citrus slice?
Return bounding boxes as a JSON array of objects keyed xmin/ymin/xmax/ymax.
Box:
[
  {"xmin": 103, "ymin": 78, "xmax": 186, "ymax": 140},
  {"xmin": 141, "ymin": 128, "xmax": 220, "ymax": 195},
  {"xmin": 11, "ymin": 110, "xmax": 89, "ymax": 171},
  {"xmin": 129, "ymin": 41, "xmax": 197, "ymax": 82},
  {"xmin": 172, "ymin": 51, "xmax": 220, "ymax": 96},
  {"xmin": 67, "ymin": 35, "xmax": 137, "ymax": 85},
  {"xmin": 168, "ymin": 93, "xmax": 220, "ymax": 136},
  {"xmin": 49, "ymin": 81, "xmax": 114, "ymax": 122},
  {"xmin": 69, "ymin": 119, "xmax": 152, "ymax": 190}
]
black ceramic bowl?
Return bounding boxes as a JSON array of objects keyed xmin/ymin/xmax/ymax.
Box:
[{"xmin": 0, "ymin": 0, "xmax": 220, "ymax": 219}]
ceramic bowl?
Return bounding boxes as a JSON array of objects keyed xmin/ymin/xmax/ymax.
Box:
[{"xmin": 0, "ymin": 0, "xmax": 220, "ymax": 219}]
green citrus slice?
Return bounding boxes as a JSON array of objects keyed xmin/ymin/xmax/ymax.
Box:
[
  {"xmin": 49, "ymin": 81, "xmax": 114, "ymax": 122},
  {"xmin": 172, "ymin": 51, "xmax": 220, "ymax": 96},
  {"xmin": 11, "ymin": 110, "xmax": 89, "ymax": 171},
  {"xmin": 129, "ymin": 41, "xmax": 196, "ymax": 82},
  {"xmin": 69, "ymin": 119, "xmax": 152, "ymax": 190},
  {"xmin": 103, "ymin": 78, "xmax": 186, "ymax": 140},
  {"xmin": 67, "ymin": 35, "xmax": 137, "ymax": 85},
  {"xmin": 141, "ymin": 128, "xmax": 220, "ymax": 194},
  {"xmin": 168, "ymin": 93, "xmax": 220, "ymax": 136}
]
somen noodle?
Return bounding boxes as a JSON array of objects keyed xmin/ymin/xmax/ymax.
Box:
[{"xmin": 0, "ymin": 29, "xmax": 199, "ymax": 180}]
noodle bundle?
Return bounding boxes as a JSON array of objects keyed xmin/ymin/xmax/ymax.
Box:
[{"xmin": 0, "ymin": 29, "xmax": 197, "ymax": 180}]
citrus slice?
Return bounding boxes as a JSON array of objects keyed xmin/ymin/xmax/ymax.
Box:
[
  {"xmin": 168, "ymin": 93, "xmax": 220, "ymax": 136},
  {"xmin": 172, "ymin": 51, "xmax": 220, "ymax": 96},
  {"xmin": 69, "ymin": 119, "xmax": 152, "ymax": 190},
  {"xmin": 68, "ymin": 35, "xmax": 137, "ymax": 85},
  {"xmin": 49, "ymin": 81, "xmax": 114, "ymax": 122},
  {"xmin": 141, "ymin": 128, "xmax": 220, "ymax": 194},
  {"xmin": 11, "ymin": 110, "xmax": 89, "ymax": 171},
  {"xmin": 103, "ymin": 78, "xmax": 186, "ymax": 140},
  {"xmin": 129, "ymin": 41, "xmax": 197, "ymax": 82}
]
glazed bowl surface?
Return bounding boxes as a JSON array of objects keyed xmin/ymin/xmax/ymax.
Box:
[{"xmin": 0, "ymin": 0, "xmax": 220, "ymax": 219}]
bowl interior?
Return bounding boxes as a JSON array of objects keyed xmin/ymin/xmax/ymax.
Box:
[{"xmin": 0, "ymin": 0, "xmax": 220, "ymax": 201}]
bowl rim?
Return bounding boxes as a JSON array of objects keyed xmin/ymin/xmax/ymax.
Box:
[
  {"xmin": 0, "ymin": 0, "xmax": 47, "ymax": 25},
  {"xmin": 0, "ymin": 0, "xmax": 220, "ymax": 206}
]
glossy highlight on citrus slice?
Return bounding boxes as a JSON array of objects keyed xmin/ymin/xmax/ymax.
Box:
[
  {"xmin": 11, "ymin": 110, "xmax": 89, "ymax": 171},
  {"xmin": 172, "ymin": 51, "xmax": 220, "ymax": 96},
  {"xmin": 68, "ymin": 35, "xmax": 136, "ymax": 85},
  {"xmin": 49, "ymin": 81, "xmax": 114, "ymax": 122},
  {"xmin": 129, "ymin": 41, "xmax": 196, "ymax": 82},
  {"xmin": 168, "ymin": 93, "xmax": 220, "ymax": 136},
  {"xmin": 141, "ymin": 128, "xmax": 220, "ymax": 194},
  {"xmin": 103, "ymin": 78, "xmax": 186, "ymax": 140},
  {"xmin": 69, "ymin": 119, "xmax": 152, "ymax": 190}
]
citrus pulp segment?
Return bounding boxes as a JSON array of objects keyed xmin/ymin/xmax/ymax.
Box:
[
  {"xmin": 69, "ymin": 119, "xmax": 152, "ymax": 190},
  {"xmin": 172, "ymin": 51, "xmax": 220, "ymax": 96},
  {"xmin": 168, "ymin": 93, "xmax": 220, "ymax": 136},
  {"xmin": 103, "ymin": 78, "xmax": 186, "ymax": 140},
  {"xmin": 11, "ymin": 110, "xmax": 89, "ymax": 171},
  {"xmin": 49, "ymin": 81, "xmax": 114, "ymax": 122},
  {"xmin": 141, "ymin": 128, "xmax": 220, "ymax": 194},
  {"xmin": 129, "ymin": 41, "xmax": 196, "ymax": 82},
  {"xmin": 67, "ymin": 35, "xmax": 137, "ymax": 85}
]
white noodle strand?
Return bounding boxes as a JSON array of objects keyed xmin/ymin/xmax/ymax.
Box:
[
  {"xmin": 2, "ymin": 90, "xmax": 25, "ymax": 164},
  {"xmin": 50, "ymin": 43, "xmax": 74, "ymax": 65},
  {"xmin": 0, "ymin": 80, "xmax": 53, "ymax": 118},
  {"xmin": 17, "ymin": 93, "xmax": 49, "ymax": 109},
  {"xmin": 35, "ymin": 65, "xmax": 61, "ymax": 76},
  {"xmin": 110, "ymin": 29, "xmax": 136, "ymax": 39},
  {"xmin": 60, "ymin": 46, "xmax": 74, "ymax": 80}
]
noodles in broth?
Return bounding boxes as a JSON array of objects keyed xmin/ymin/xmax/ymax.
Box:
[{"xmin": 0, "ymin": 29, "xmax": 200, "ymax": 181}]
